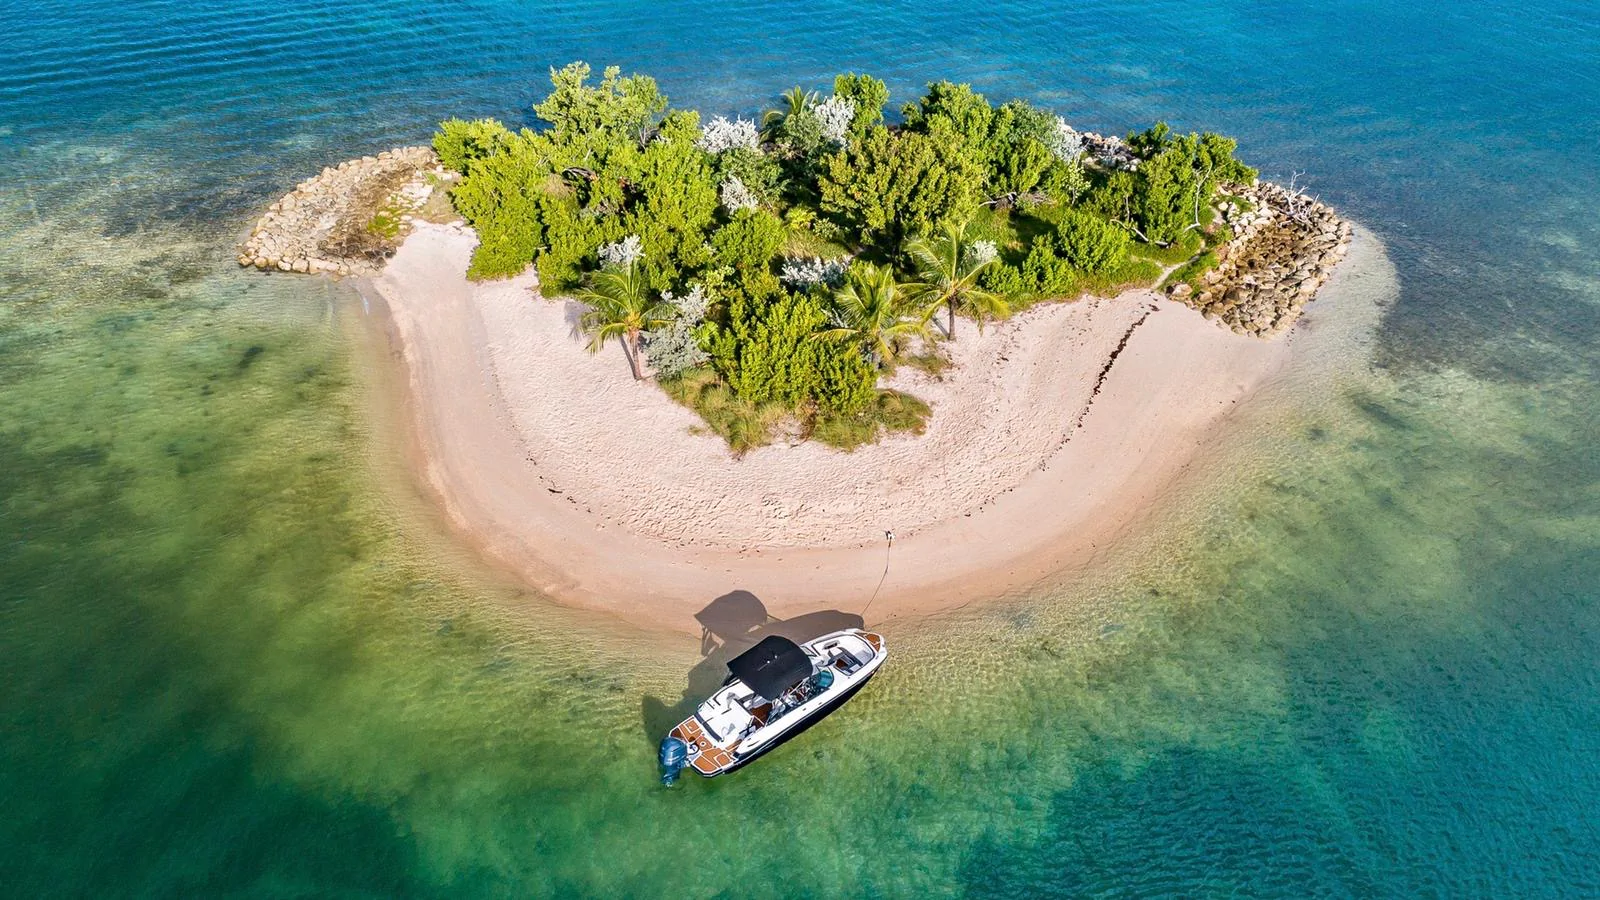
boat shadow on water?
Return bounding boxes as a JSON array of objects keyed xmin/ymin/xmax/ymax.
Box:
[{"xmin": 639, "ymin": 590, "xmax": 864, "ymax": 743}]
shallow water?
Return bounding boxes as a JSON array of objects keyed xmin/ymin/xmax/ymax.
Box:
[{"xmin": 2, "ymin": 1, "xmax": 1598, "ymax": 895}]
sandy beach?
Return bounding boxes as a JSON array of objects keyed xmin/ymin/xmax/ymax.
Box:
[{"xmin": 366, "ymin": 222, "xmax": 1362, "ymax": 634}]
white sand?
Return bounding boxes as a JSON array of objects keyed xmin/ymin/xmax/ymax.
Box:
[{"xmin": 367, "ymin": 223, "xmax": 1308, "ymax": 633}]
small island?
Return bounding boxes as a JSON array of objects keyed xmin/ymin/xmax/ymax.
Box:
[{"xmin": 239, "ymin": 63, "xmax": 1360, "ymax": 628}]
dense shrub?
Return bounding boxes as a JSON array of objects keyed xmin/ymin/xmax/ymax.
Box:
[
  {"xmin": 621, "ymin": 116, "xmax": 719, "ymax": 290},
  {"xmin": 533, "ymin": 61, "xmax": 666, "ymax": 143},
  {"xmin": 1054, "ymin": 210, "xmax": 1130, "ymax": 275},
  {"xmin": 1092, "ymin": 124, "xmax": 1258, "ymax": 245},
  {"xmin": 901, "ymin": 81, "xmax": 994, "ymax": 150},
  {"xmin": 832, "ymin": 73, "xmax": 888, "ymax": 140},
  {"xmin": 985, "ymin": 101, "xmax": 1059, "ymax": 198},
  {"xmin": 1020, "ymin": 242, "xmax": 1077, "ymax": 297},
  {"xmin": 711, "ymin": 209, "xmax": 786, "ymax": 274},
  {"xmin": 715, "ymin": 147, "xmax": 781, "ymax": 203},
  {"xmin": 696, "ymin": 116, "xmax": 759, "ymax": 154},
  {"xmin": 433, "ymin": 118, "xmax": 515, "ymax": 174},
  {"xmin": 644, "ymin": 284, "xmax": 712, "ymax": 377},
  {"xmin": 708, "ymin": 284, "xmax": 875, "ymax": 416},
  {"xmin": 901, "ymin": 86, "xmax": 1076, "ymax": 202},
  {"xmin": 817, "ymin": 124, "xmax": 981, "ymax": 245},
  {"xmin": 446, "ymin": 134, "xmax": 552, "ymax": 279},
  {"xmin": 981, "ymin": 263, "xmax": 1030, "ymax": 299},
  {"xmin": 1040, "ymin": 158, "xmax": 1089, "ymax": 205}
]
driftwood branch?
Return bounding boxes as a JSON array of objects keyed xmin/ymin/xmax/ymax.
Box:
[
  {"xmin": 983, "ymin": 191, "xmax": 1018, "ymax": 209},
  {"xmin": 1281, "ymin": 172, "xmax": 1323, "ymax": 227}
]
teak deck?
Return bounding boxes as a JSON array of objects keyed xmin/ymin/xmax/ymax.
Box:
[{"xmin": 670, "ymin": 717, "xmax": 733, "ymax": 775}]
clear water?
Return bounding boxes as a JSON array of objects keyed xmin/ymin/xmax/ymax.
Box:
[{"xmin": 3, "ymin": 1, "xmax": 1598, "ymax": 895}]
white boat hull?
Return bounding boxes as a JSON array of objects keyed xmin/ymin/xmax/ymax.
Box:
[{"xmin": 668, "ymin": 629, "xmax": 886, "ymax": 778}]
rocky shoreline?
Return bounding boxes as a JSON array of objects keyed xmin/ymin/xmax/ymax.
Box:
[
  {"xmin": 1170, "ymin": 181, "xmax": 1352, "ymax": 337},
  {"xmin": 237, "ymin": 146, "xmax": 447, "ymax": 276}
]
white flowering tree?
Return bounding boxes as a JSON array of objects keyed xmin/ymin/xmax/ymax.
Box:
[
  {"xmin": 906, "ymin": 219, "xmax": 1007, "ymax": 340},
  {"xmin": 719, "ymin": 176, "xmax": 759, "ymax": 212},
  {"xmin": 1045, "ymin": 116, "xmax": 1085, "ymax": 162},
  {"xmin": 696, "ymin": 116, "xmax": 760, "ymax": 154},
  {"xmin": 597, "ymin": 234, "xmax": 644, "ymax": 269},
  {"xmin": 814, "ymin": 95, "xmax": 856, "ymax": 146},
  {"xmin": 643, "ymin": 283, "xmax": 712, "ymax": 377},
  {"xmin": 780, "ymin": 256, "xmax": 849, "ymax": 290}
]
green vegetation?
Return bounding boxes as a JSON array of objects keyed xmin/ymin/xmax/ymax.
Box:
[
  {"xmin": 1086, "ymin": 123, "xmax": 1256, "ymax": 246},
  {"xmin": 576, "ymin": 260, "xmax": 672, "ymax": 381},
  {"xmin": 816, "ymin": 124, "xmax": 981, "ymax": 248},
  {"xmin": 1162, "ymin": 249, "xmax": 1220, "ymax": 294},
  {"xmin": 818, "ymin": 263, "xmax": 930, "ymax": 367},
  {"xmin": 660, "ymin": 368, "xmax": 786, "ymax": 455},
  {"xmin": 708, "ymin": 279, "xmax": 876, "ymax": 416},
  {"xmin": 434, "ymin": 63, "xmax": 1256, "ymax": 451},
  {"xmin": 809, "ymin": 390, "xmax": 931, "ymax": 451},
  {"xmin": 905, "ymin": 219, "xmax": 1005, "ymax": 340},
  {"xmin": 365, "ymin": 206, "xmax": 403, "ymax": 241}
]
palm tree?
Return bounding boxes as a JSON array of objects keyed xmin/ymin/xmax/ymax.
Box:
[
  {"xmin": 577, "ymin": 263, "xmax": 672, "ymax": 381},
  {"xmin": 761, "ymin": 86, "xmax": 817, "ymax": 141},
  {"xmin": 818, "ymin": 263, "xmax": 929, "ymax": 367},
  {"xmin": 905, "ymin": 218, "xmax": 1008, "ymax": 341}
]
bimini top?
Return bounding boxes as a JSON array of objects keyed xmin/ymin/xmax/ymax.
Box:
[{"xmin": 728, "ymin": 636, "xmax": 813, "ymax": 700}]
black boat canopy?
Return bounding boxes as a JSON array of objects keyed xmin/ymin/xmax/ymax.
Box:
[{"xmin": 728, "ymin": 636, "xmax": 813, "ymax": 699}]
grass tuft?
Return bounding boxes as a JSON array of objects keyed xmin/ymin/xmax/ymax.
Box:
[
  {"xmin": 811, "ymin": 390, "xmax": 930, "ymax": 451},
  {"xmin": 660, "ymin": 368, "xmax": 785, "ymax": 456}
]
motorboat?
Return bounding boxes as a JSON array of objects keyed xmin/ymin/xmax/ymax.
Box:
[{"xmin": 659, "ymin": 628, "xmax": 885, "ymax": 783}]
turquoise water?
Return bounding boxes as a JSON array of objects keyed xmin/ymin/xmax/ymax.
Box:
[{"xmin": 3, "ymin": 1, "xmax": 1598, "ymax": 895}]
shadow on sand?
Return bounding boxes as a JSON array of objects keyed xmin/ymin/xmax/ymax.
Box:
[{"xmin": 640, "ymin": 590, "xmax": 863, "ymax": 741}]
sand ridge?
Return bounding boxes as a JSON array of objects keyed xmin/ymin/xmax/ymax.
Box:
[{"xmin": 367, "ymin": 222, "xmax": 1305, "ymax": 633}]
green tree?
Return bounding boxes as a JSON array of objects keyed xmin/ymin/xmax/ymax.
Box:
[
  {"xmin": 1054, "ymin": 210, "xmax": 1130, "ymax": 275},
  {"xmin": 819, "ymin": 263, "xmax": 930, "ymax": 366},
  {"xmin": 832, "ymin": 73, "xmax": 889, "ymax": 139},
  {"xmin": 711, "ymin": 208, "xmax": 786, "ymax": 274},
  {"xmin": 708, "ymin": 278, "xmax": 875, "ymax": 415},
  {"xmin": 985, "ymin": 100, "xmax": 1059, "ymax": 200},
  {"xmin": 433, "ymin": 118, "xmax": 515, "ymax": 174},
  {"xmin": 1085, "ymin": 169, "xmax": 1137, "ymax": 227},
  {"xmin": 534, "ymin": 61, "xmax": 666, "ymax": 145},
  {"xmin": 577, "ymin": 263, "xmax": 673, "ymax": 380},
  {"xmin": 1041, "ymin": 157, "xmax": 1089, "ymax": 205},
  {"xmin": 1019, "ymin": 242, "xmax": 1076, "ymax": 297},
  {"xmin": 1104, "ymin": 126, "xmax": 1258, "ymax": 245},
  {"xmin": 901, "ymin": 81, "xmax": 995, "ymax": 150},
  {"xmin": 1126, "ymin": 121, "xmax": 1173, "ymax": 158},
  {"xmin": 817, "ymin": 124, "xmax": 982, "ymax": 246},
  {"xmin": 990, "ymin": 136, "xmax": 1055, "ymax": 201},
  {"xmin": 621, "ymin": 115, "xmax": 719, "ymax": 290},
  {"xmin": 715, "ymin": 146, "xmax": 782, "ymax": 202},
  {"xmin": 445, "ymin": 131, "xmax": 556, "ymax": 279},
  {"xmin": 906, "ymin": 219, "xmax": 1008, "ymax": 339},
  {"xmin": 1129, "ymin": 145, "xmax": 1198, "ymax": 245}
]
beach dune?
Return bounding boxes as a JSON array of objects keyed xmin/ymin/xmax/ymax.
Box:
[{"xmin": 367, "ymin": 222, "xmax": 1315, "ymax": 633}]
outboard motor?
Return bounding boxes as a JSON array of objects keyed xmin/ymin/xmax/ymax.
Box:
[{"xmin": 658, "ymin": 736, "xmax": 689, "ymax": 786}]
